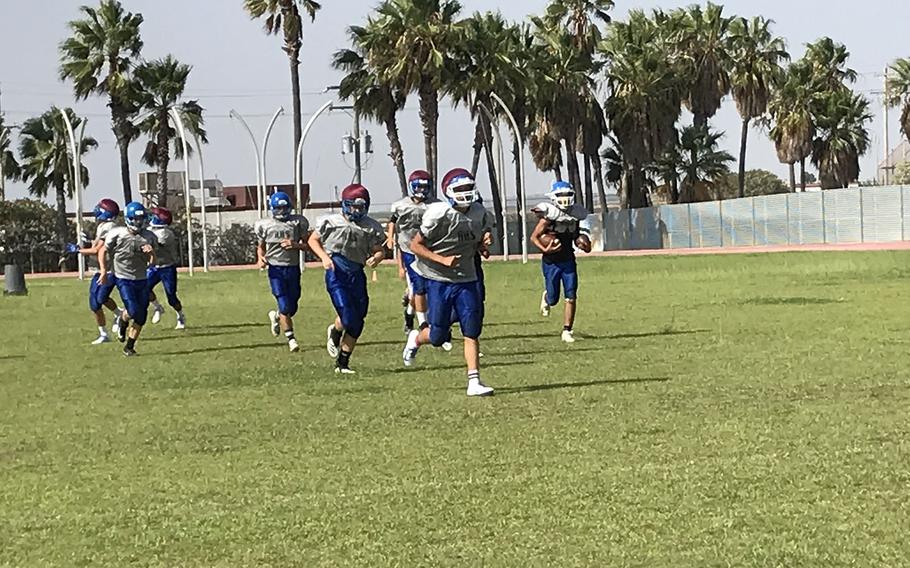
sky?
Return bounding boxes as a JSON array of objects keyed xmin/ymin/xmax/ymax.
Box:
[{"xmin": 0, "ymin": 0, "xmax": 906, "ymax": 212}]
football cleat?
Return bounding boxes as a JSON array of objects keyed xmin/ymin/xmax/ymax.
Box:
[
  {"xmin": 268, "ymin": 310, "xmax": 280, "ymax": 337},
  {"xmin": 122, "ymin": 346, "xmax": 137, "ymax": 357},
  {"xmin": 561, "ymin": 330, "xmax": 576, "ymax": 344},
  {"xmin": 111, "ymin": 312, "xmax": 122, "ymax": 336},
  {"xmin": 334, "ymin": 365, "xmax": 356, "ymax": 375},
  {"xmin": 540, "ymin": 291, "xmax": 550, "ymax": 317},
  {"xmin": 117, "ymin": 320, "xmax": 127, "ymax": 343},
  {"xmin": 466, "ymin": 378, "xmax": 494, "ymax": 397},
  {"xmin": 289, "ymin": 338, "xmax": 300, "ymax": 353},
  {"xmin": 175, "ymin": 316, "xmax": 186, "ymax": 331},
  {"xmin": 91, "ymin": 334, "xmax": 111, "ymax": 345},
  {"xmin": 326, "ymin": 324, "xmax": 340, "ymax": 358},
  {"xmin": 402, "ymin": 329, "xmax": 420, "ymax": 367},
  {"xmin": 441, "ymin": 341, "xmax": 453, "ymax": 352},
  {"xmin": 151, "ymin": 305, "xmax": 164, "ymax": 324}
]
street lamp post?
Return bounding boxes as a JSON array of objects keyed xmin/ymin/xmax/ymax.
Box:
[
  {"xmin": 58, "ymin": 109, "xmax": 86, "ymax": 280},
  {"xmin": 0, "ymin": 128, "xmax": 9, "ymax": 202},
  {"xmin": 294, "ymin": 100, "xmax": 334, "ymax": 270},
  {"xmin": 169, "ymin": 109, "xmax": 195, "ymax": 276},
  {"xmin": 193, "ymin": 133, "xmax": 209, "ymax": 272},
  {"xmin": 475, "ymin": 101, "xmax": 510, "ymax": 261},
  {"xmin": 490, "ymin": 92, "xmax": 528, "ymax": 264},
  {"xmin": 261, "ymin": 107, "xmax": 284, "ymax": 209},
  {"xmin": 229, "ymin": 110, "xmax": 264, "ymax": 218}
]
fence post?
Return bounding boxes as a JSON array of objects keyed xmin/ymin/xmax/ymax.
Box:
[
  {"xmin": 901, "ymin": 187, "xmax": 905, "ymax": 241},
  {"xmin": 821, "ymin": 191, "xmax": 827, "ymax": 243},
  {"xmin": 859, "ymin": 187, "xmax": 865, "ymax": 243},
  {"xmin": 687, "ymin": 203, "xmax": 693, "ymax": 249},
  {"xmin": 718, "ymin": 200, "xmax": 724, "ymax": 247},
  {"xmin": 785, "ymin": 194, "xmax": 791, "ymax": 245},
  {"xmin": 751, "ymin": 196, "xmax": 757, "ymax": 246}
]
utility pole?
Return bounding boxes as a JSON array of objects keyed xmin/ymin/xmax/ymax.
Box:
[
  {"xmin": 884, "ymin": 68, "xmax": 892, "ymax": 186},
  {"xmin": 352, "ymin": 109, "xmax": 362, "ymax": 184}
]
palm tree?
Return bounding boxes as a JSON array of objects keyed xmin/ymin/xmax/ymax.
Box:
[
  {"xmin": 768, "ymin": 62, "xmax": 816, "ymax": 191},
  {"xmin": 59, "ymin": 0, "xmax": 143, "ymax": 204},
  {"xmin": 133, "ymin": 55, "xmax": 207, "ymax": 207},
  {"xmin": 333, "ymin": 22, "xmax": 409, "ymax": 196},
  {"xmin": 18, "ymin": 108, "xmax": 97, "ymax": 255},
  {"xmin": 803, "ymin": 37, "xmax": 857, "ymax": 91},
  {"xmin": 677, "ymin": 125, "xmax": 735, "ymax": 202},
  {"xmin": 244, "ymin": 0, "xmax": 321, "ymax": 169},
  {"xmin": 0, "ymin": 115, "xmax": 21, "ymax": 201},
  {"xmin": 678, "ymin": 2, "xmax": 733, "ymax": 128},
  {"xmin": 811, "ymin": 89, "xmax": 871, "ymax": 189},
  {"xmin": 373, "ymin": 0, "xmax": 463, "ymax": 187},
  {"xmin": 602, "ymin": 10, "xmax": 685, "ymax": 208},
  {"xmin": 886, "ymin": 58, "xmax": 910, "ymax": 148},
  {"xmin": 729, "ymin": 16, "xmax": 788, "ymax": 198}
]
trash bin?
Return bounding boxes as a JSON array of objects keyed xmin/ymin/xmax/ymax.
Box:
[{"xmin": 3, "ymin": 264, "xmax": 27, "ymax": 296}]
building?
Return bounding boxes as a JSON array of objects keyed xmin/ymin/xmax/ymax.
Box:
[
  {"xmin": 137, "ymin": 171, "xmax": 231, "ymax": 211},
  {"xmin": 878, "ymin": 140, "xmax": 910, "ymax": 184}
]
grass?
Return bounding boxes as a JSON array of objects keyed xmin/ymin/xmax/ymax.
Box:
[{"xmin": 2, "ymin": 251, "xmax": 910, "ymax": 567}]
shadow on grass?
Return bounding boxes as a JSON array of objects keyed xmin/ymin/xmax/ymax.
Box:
[
  {"xmin": 141, "ymin": 329, "xmax": 251, "ymax": 342},
  {"xmin": 200, "ymin": 322, "xmax": 266, "ymax": 330},
  {"xmin": 606, "ymin": 329, "xmax": 708, "ymax": 340},
  {"xmin": 386, "ymin": 360, "xmax": 530, "ymax": 374},
  {"xmin": 155, "ymin": 341, "xmax": 308, "ymax": 356},
  {"xmin": 0, "ymin": 354, "xmax": 25, "ymax": 360},
  {"xmin": 741, "ymin": 297, "xmax": 841, "ymax": 306},
  {"xmin": 496, "ymin": 376, "xmax": 670, "ymax": 395},
  {"xmin": 484, "ymin": 320, "xmax": 549, "ymax": 328}
]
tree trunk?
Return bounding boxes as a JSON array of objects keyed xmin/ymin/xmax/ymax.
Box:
[
  {"xmin": 554, "ymin": 165, "xmax": 563, "ymax": 181},
  {"xmin": 156, "ymin": 112, "xmax": 170, "ymax": 208},
  {"xmin": 54, "ymin": 180, "xmax": 68, "ymax": 268},
  {"xmin": 418, "ymin": 78, "xmax": 438, "ymax": 192},
  {"xmin": 479, "ymin": 114, "xmax": 503, "ymax": 233},
  {"xmin": 788, "ymin": 162, "xmax": 796, "ymax": 192},
  {"xmin": 471, "ymin": 117, "xmax": 484, "ymax": 177},
  {"xmin": 289, "ymin": 43, "xmax": 303, "ymax": 178},
  {"xmin": 738, "ymin": 117, "xmax": 749, "ymax": 199},
  {"xmin": 799, "ymin": 157, "xmax": 807, "ymax": 192},
  {"xmin": 592, "ymin": 155, "xmax": 608, "ymax": 212},
  {"xmin": 624, "ymin": 160, "xmax": 650, "ymax": 209},
  {"xmin": 564, "ymin": 137, "xmax": 582, "ymax": 203},
  {"xmin": 384, "ymin": 111, "xmax": 408, "ymax": 197},
  {"xmin": 111, "ymin": 102, "xmax": 133, "ymax": 204},
  {"xmin": 583, "ymin": 153, "xmax": 594, "ymax": 213},
  {"xmin": 670, "ymin": 178, "xmax": 680, "ymax": 204}
]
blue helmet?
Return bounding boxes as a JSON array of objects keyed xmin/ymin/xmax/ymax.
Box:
[
  {"xmin": 408, "ymin": 170, "xmax": 432, "ymax": 200},
  {"xmin": 269, "ymin": 192, "xmax": 292, "ymax": 221},
  {"xmin": 341, "ymin": 184, "xmax": 370, "ymax": 222},
  {"xmin": 93, "ymin": 198, "xmax": 120, "ymax": 221},
  {"xmin": 548, "ymin": 180, "xmax": 575, "ymax": 210},
  {"xmin": 124, "ymin": 202, "xmax": 148, "ymax": 232}
]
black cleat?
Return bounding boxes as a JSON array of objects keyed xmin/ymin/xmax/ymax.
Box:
[
  {"xmin": 404, "ymin": 309, "xmax": 415, "ymax": 334},
  {"xmin": 122, "ymin": 346, "xmax": 137, "ymax": 357}
]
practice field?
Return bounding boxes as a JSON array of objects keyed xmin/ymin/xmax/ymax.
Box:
[{"xmin": 2, "ymin": 252, "xmax": 909, "ymax": 567}]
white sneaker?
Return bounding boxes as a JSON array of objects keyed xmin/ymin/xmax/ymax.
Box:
[
  {"xmin": 111, "ymin": 314, "xmax": 121, "ymax": 336},
  {"xmin": 326, "ymin": 325, "xmax": 340, "ymax": 358},
  {"xmin": 540, "ymin": 291, "xmax": 550, "ymax": 317},
  {"xmin": 441, "ymin": 341, "xmax": 453, "ymax": 352},
  {"xmin": 268, "ymin": 310, "xmax": 280, "ymax": 337},
  {"xmin": 151, "ymin": 306, "xmax": 164, "ymax": 324},
  {"xmin": 561, "ymin": 329, "xmax": 576, "ymax": 343},
  {"xmin": 91, "ymin": 334, "xmax": 111, "ymax": 345},
  {"xmin": 289, "ymin": 338, "xmax": 300, "ymax": 353},
  {"xmin": 175, "ymin": 316, "xmax": 186, "ymax": 330},
  {"xmin": 335, "ymin": 366, "xmax": 356, "ymax": 375},
  {"xmin": 402, "ymin": 329, "xmax": 420, "ymax": 367},
  {"xmin": 466, "ymin": 378, "xmax": 494, "ymax": 397}
]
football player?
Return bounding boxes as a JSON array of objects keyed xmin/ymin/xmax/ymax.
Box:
[
  {"xmin": 68, "ymin": 199, "xmax": 124, "ymax": 345},
  {"xmin": 146, "ymin": 207, "xmax": 186, "ymax": 330},
  {"xmin": 98, "ymin": 202, "xmax": 158, "ymax": 357},
  {"xmin": 254, "ymin": 192, "xmax": 311, "ymax": 353},
  {"xmin": 530, "ymin": 180, "xmax": 592, "ymax": 343},
  {"xmin": 402, "ymin": 168, "xmax": 495, "ymax": 397},
  {"xmin": 388, "ymin": 170, "xmax": 434, "ymax": 334},
  {"xmin": 308, "ymin": 184, "xmax": 386, "ymax": 375}
]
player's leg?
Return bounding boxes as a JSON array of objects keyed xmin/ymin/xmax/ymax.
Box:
[
  {"xmin": 276, "ymin": 267, "xmax": 301, "ymax": 352},
  {"xmin": 118, "ymin": 279, "xmax": 149, "ymax": 356},
  {"xmin": 325, "ymin": 267, "xmax": 347, "ymax": 358},
  {"xmin": 334, "ymin": 268, "xmax": 368, "ymax": 374},
  {"xmin": 88, "ymin": 274, "xmax": 112, "ymax": 344},
  {"xmin": 561, "ymin": 261, "xmax": 579, "ymax": 343},
  {"xmin": 266, "ymin": 265, "xmax": 285, "ymax": 338},
  {"xmin": 403, "ymin": 279, "xmax": 452, "ymax": 366},
  {"xmin": 160, "ymin": 266, "xmax": 185, "ymax": 329},
  {"xmin": 147, "ymin": 267, "xmax": 166, "ymax": 324},
  {"xmin": 454, "ymin": 283, "xmax": 492, "ymax": 396},
  {"xmin": 541, "ymin": 262, "xmax": 560, "ymax": 317}
]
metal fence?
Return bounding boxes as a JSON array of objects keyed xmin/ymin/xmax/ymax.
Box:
[{"xmin": 601, "ymin": 186, "xmax": 910, "ymax": 251}]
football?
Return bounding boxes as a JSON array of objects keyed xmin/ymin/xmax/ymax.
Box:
[{"xmin": 538, "ymin": 232, "xmax": 561, "ymax": 251}]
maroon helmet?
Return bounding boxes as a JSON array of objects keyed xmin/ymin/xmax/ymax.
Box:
[
  {"xmin": 341, "ymin": 184, "xmax": 371, "ymax": 221},
  {"xmin": 150, "ymin": 207, "xmax": 173, "ymax": 226}
]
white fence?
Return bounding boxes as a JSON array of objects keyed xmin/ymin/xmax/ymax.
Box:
[{"xmin": 602, "ymin": 186, "xmax": 910, "ymax": 251}]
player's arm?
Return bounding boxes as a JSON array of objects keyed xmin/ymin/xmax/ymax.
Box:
[
  {"xmin": 479, "ymin": 230, "xmax": 493, "ymax": 259},
  {"xmin": 365, "ymin": 244, "xmax": 385, "ymax": 269},
  {"xmin": 531, "ymin": 217, "xmax": 560, "ymax": 253},
  {"xmin": 306, "ymin": 230, "xmax": 333, "ymax": 270},
  {"xmin": 386, "ymin": 220, "xmax": 397, "ymax": 250},
  {"xmin": 410, "ymin": 232, "xmax": 460, "ymax": 268},
  {"xmin": 575, "ymin": 217, "xmax": 593, "ymax": 253},
  {"xmin": 97, "ymin": 243, "xmax": 110, "ymax": 284},
  {"xmin": 256, "ymin": 241, "xmax": 267, "ymax": 269},
  {"xmin": 77, "ymin": 238, "xmax": 103, "ymax": 256}
]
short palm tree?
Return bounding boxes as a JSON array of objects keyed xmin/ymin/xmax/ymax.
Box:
[
  {"xmin": 811, "ymin": 89, "xmax": 871, "ymax": 189},
  {"xmin": 677, "ymin": 125, "xmax": 734, "ymax": 201},
  {"xmin": 768, "ymin": 62, "xmax": 816, "ymax": 191},
  {"xmin": 886, "ymin": 58, "xmax": 910, "ymax": 148},
  {"xmin": 18, "ymin": 108, "xmax": 97, "ymax": 255},
  {"xmin": 59, "ymin": 0, "xmax": 143, "ymax": 204},
  {"xmin": 0, "ymin": 115, "xmax": 21, "ymax": 201},
  {"xmin": 244, "ymin": 0, "xmax": 321, "ymax": 166},
  {"xmin": 333, "ymin": 22, "xmax": 409, "ymax": 196},
  {"xmin": 729, "ymin": 16, "xmax": 788, "ymax": 198},
  {"xmin": 134, "ymin": 55, "xmax": 207, "ymax": 208}
]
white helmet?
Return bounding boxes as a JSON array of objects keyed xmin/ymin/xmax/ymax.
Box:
[
  {"xmin": 548, "ymin": 180, "xmax": 575, "ymax": 210},
  {"xmin": 442, "ymin": 168, "xmax": 477, "ymax": 208}
]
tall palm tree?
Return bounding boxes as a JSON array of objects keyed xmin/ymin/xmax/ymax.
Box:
[
  {"xmin": 373, "ymin": 0, "xmax": 463, "ymax": 187},
  {"xmin": 886, "ymin": 58, "xmax": 910, "ymax": 148},
  {"xmin": 0, "ymin": 115, "xmax": 21, "ymax": 201},
  {"xmin": 729, "ymin": 16, "xmax": 788, "ymax": 198},
  {"xmin": 244, "ymin": 0, "xmax": 321, "ymax": 170},
  {"xmin": 59, "ymin": 0, "xmax": 142, "ymax": 204},
  {"xmin": 768, "ymin": 62, "xmax": 816, "ymax": 191},
  {"xmin": 542, "ymin": 0, "xmax": 613, "ymax": 54},
  {"xmin": 803, "ymin": 37, "xmax": 857, "ymax": 91},
  {"xmin": 18, "ymin": 108, "xmax": 97, "ymax": 255},
  {"xmin": 333, "ymin": 22, "xmax": 409, "ymax": 196},
  {"xmin": 602, "ymin": 10, "xmax": 685, "ymax": 208},
  {"xmin": 677, "ymin": 125, "xmax": 734, "ymax": 202},
  {"xmin": 811, "ymin": 89, "xmax": 871, "ymax": 189},
  {"xmin": 677, "ymin": 2, "xmax": 733, "ymax": 128},
  {"xmin": 134, "ymin": 55, "xmax": 207, "ymax": 208}
]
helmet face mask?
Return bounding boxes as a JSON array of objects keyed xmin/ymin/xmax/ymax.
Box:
[
  {"xmin": 548, "ymin": 181, "xmax": 576, "ymax": 210},
  {"xmin": 124, "ymin": 202, "xmax": 147, "ymax": 233},
  {"xmin": 150, "ymin": 207, "xmax": 172, "ymax": 227},
  {"xmin": 341, "ymin": 184, "xmax": 371, "ymax": 222},
  {"xmin": 408, "ymin": 170, "xmax": 432, "ymax": 201},
  {"xmin": 270, "ymin": 192, "xmax": 292, "ymax": 221},
  {"xmin": 442, "ymin": 170, "xmax": 477, "ymax": 209}
]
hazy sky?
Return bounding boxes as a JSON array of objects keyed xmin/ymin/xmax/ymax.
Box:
[{"xmin": 0, "ymin": 0, "xmax": 905, "ymax": 211}]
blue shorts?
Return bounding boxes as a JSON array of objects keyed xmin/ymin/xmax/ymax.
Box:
[
  {"xmin": 89, "ymin": 272, "xmax": 117, "ymax": 312},
  {"xmin": 268, "ymin": 265, "xmax": 301, "ymax": 317},
  {"xmin": 326, "ymin": 255, "xmax": 369, "ymax": 339},
  {"xmin": 542, "ymin": 259, "xmax": 578, "ymax": 306},
  {"xmin": 147, "ymin": 265, "xmax": 180, "ymax": 308},
  {"xmin": 401, "ymin": 252, "xmax": 427, "ymax": 296},
  {"xmin": 116, "ymin": 277, "xmax": 150, "ymax": 326},
  {"xmin": 427, "ymin": 280, "xmax": 483, "ymax": 346}
]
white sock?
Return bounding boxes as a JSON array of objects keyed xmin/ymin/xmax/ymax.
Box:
[
  {"xmin": 416, "ymin": 311, "xmax": 427, "ymax": 326},
  {"xmin": 467, "ymin": 370, "xmax": 480, "ymax": 383},
  {"xmin": 98, "ymin": 326, "xmax": 108, "ymax": 336},
  {"xmin": 406, "ymin": 304, "xmax": 415, "ymax": 315}
]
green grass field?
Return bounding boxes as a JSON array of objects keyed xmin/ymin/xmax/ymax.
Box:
[{"xmin": 2, "ymin": 252, "xmax": 910, "ymax": 567}]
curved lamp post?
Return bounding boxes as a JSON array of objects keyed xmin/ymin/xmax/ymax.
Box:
[
  {"xmin": 193, "ymin": 133, "xmax": 209, "ymax": 272},
  {"xmin": 59, "ymin": 109, "xmax": 86, "ymax": 280},
  {"xmin": 490, "ymin": 92, "xmax": 528, "ymax": 264},
  {"xmin": 475, "ymin": 101, "xmax": 510, "ymax": 261},
  {"xmin": 294, "ymin": 100, "xmax": 335, "ymax": 271},
  {"xmin": 229, "ymin": 110, "xmax": 264, "ymax": 219},
  {"xmin": 261, "ymin": 107, "xmax": 284, "ymax": 207},
  {"xmin": 169, "ymin": 109, "xmax": 195, "ymax": 276}
]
